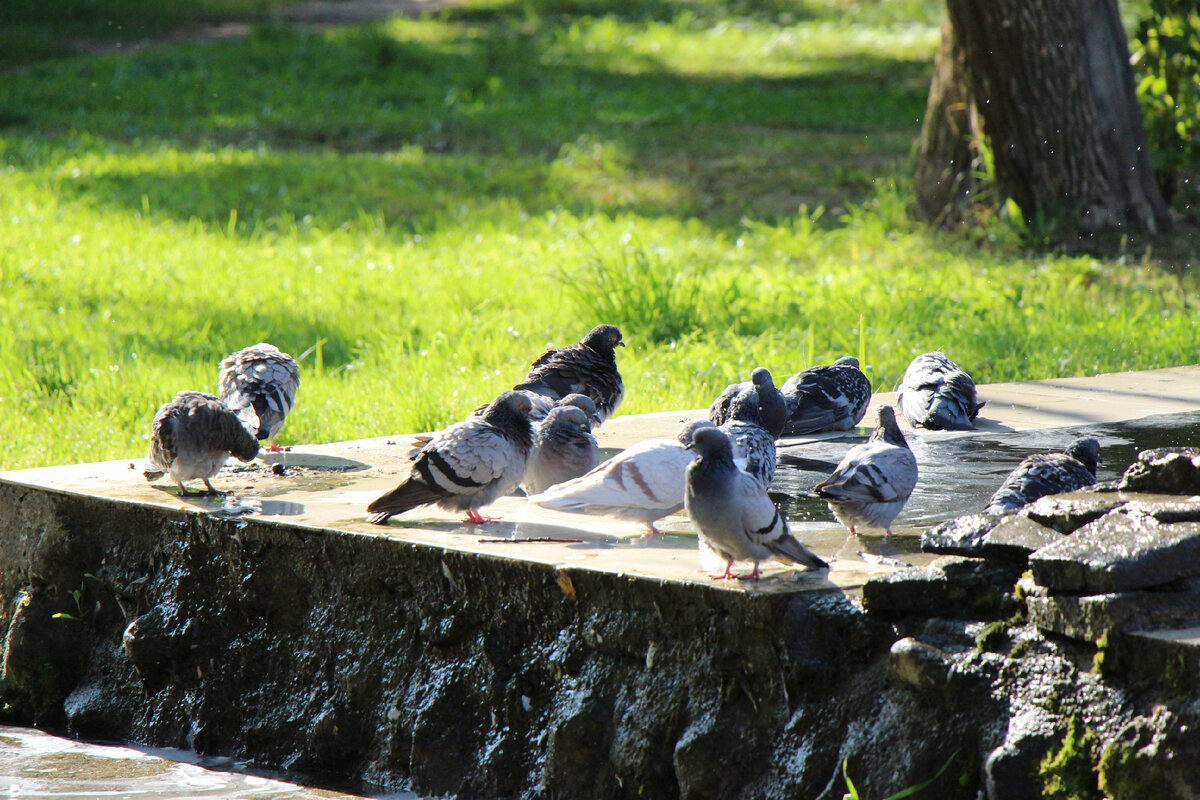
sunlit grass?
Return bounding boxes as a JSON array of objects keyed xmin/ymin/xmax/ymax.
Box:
[{"xmin": 0, "ymin": 0, "xmax": 1196, "ymax": 470}]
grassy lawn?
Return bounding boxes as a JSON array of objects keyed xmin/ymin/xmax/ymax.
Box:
[{"xmin": 0, "ymin": 0, "xmax": 1196, "ymax": 470}]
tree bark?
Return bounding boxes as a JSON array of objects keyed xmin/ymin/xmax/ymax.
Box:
[{"xmin": 915, "ymin": 0, "xmax": 1172, "ymax": 236}]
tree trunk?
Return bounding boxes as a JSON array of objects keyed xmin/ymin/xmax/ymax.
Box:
[{"xmin": 915, "ymin": 0, "xmax": 1172, "ymax": 236}]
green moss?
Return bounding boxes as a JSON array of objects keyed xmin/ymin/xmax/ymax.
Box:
[
  {"xmin": 1098, "ymin": 740, "xmax": 1170, "ymax": 800},
  {"xmin": 1038, "ymin": 716, "xmax": 1101, "ymax": 800},
  {"xmin": 1092, "ymin": 631, "xmax": 1111, "ymax": 675}
]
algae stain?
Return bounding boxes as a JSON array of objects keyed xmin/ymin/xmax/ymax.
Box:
[{"xmin": 1038, "ymin": 716, "xmax": 1101, "ymax": 800}]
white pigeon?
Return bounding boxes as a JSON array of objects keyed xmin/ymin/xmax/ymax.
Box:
[
  {"xmin": 218, "ymin": 343, "xmax": 301, "ymax": 452},
  {"xmin": 685, "ymin": 426, "xmax": 828, "ymax": 580},
  {"xmin": 367, "ymin": 391, "xmax": 534, "ymax": 525},
  {"xmin": 985, "ymin": 437, "xmax": 1100, "ymax": 514},
  {"xmin": 717, "ymin": 387, "xmax": 777, "ymax": 489},
  {"xmin": 526, "ymin": 419, "xmax": 715, "ymax": 535},
  {"xmin": 521, "ymin": 405, "xmax": 600, "ymax": 496},
  {"xmin": 896, "ymin": 352, "xmax": 984, "ymax": 431},
  {"xmin": 813, "ymin": 405, "xmax": 918, "ymax": 535},
  {"xmin": 144, "ymin": 391, "xmax": 261, "ymax": 496}
]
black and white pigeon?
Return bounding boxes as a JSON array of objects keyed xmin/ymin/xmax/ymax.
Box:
[
  {"xmin": 708, "ymin": 367, "xmax": 788, "ymax": 439},
  {"xmin": 685, "ymin": 427, "xmax": 828, "ymax": 580},
  {"xmin": 985, "ymin": 437, "xmax": 1100, "ymax": 514},
  {"xmin": 512, "ymin": 324, "xmax": 625, "ymax": 425},
  {"xmin": 521, "ymin": 405, "xmax": 600, "ymax": 496},
  {"xmin": 896, "ymin": 352, "xmax": 985, "ymax": 431},
  {"xmin": 717, "ymin": 388, "xmax": 777, "ymax": 488},
  {"xmin": 813, "ymin": 405, "xmax": 919, "ymax": 535},
  {"xmin": 143, "ymin": 391, "xmax": 261, "ymax": 496},
  {"xmin": 367, "ymin": 390, "xmax": 534, "ymax": 525},
  {"xmin": 781, "ymin": 356, "xmax": 872, "ymax": 435},
  {"xmin": 218, "ymin": 343, "xmax": 300, "ymax": 452},
  {"xmin": 527, "ymin": 419, "xmax": 715, "ymax": 535}
]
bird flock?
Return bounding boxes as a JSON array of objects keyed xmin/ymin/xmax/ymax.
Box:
[{"xmin": 142, "ymin": 328, "xmax": 1102, "ymax": 583}]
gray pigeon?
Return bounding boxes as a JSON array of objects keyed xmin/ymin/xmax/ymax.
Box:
[
  {"xmin": 781, "ymin": 356, "xmax": 871, "ymax": 435},
  {"xmin": 512, "ymin": 324, "xmax": 625, "ymax": 424},
  {"xmin": 813, "ymin": 405, "xmax": 919, "ymax": 535},
  {"xmin": 896, "ymin": 352, "xmax": 985, "ymax": 431},
  {"xmin": 718, "ymin": 388, "xmax": 777, "ymax": 489},
  {"xmin": 685, "ymin": 427, "xmax": 828, "ymax": 580},
  {"xmin": 143, "ymin": 391, "xmax": 261, "ymax": 496},
  {"xmin": 521, "ymin": 405, "xmax": 600, "ymax": 496},
  {"xmin": 367, "ymin": 390, "xmax": 534, "ymax": 525},
  {"xmin": 527, "ymin": 419, "xmax": 715, "ymax": 535},
  {"xmin": 708, "ymin": 367, "xmax": 788, "ymax": 439},
  {"xmin": 985, "ymin": 437, "xmax": 1100, "ymax": 514},
  {"xmin": 218, "ymin": 343, "xmax": 300, "ymax": 452}
]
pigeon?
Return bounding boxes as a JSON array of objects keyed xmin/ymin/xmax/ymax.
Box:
[
  {"xmin": 520, "ymin": 405, "xmax": 600, "ymax": 496},
  {"xmin": 470, "ymin": 391, "xmax": 600, "ymax": 430},
  {"xmin": 781, "ymin": 356, "xmax": 872, "ymax": 435},
  {"xmin": 708, "ymin": 367, "xmax": 788, "ymax": 439},
  {"xmin": 685, "ymin": 426, "xmax": 828, "ymax": 580},
  {"xmin": 717, "ymin": 388, "xmax": 777, "ymax": 488},
  {"xmin": 218, "ymin": 343, "xmax": 300, "ymax": 452},
  {"xmin": 512, "ymin": 324, "xmax": 625, "ymax": 425},
  {"xmin": 896, "ymin": 352, "xmax": 985, "ymax": 431},
  {"xmin": 985, "ymin": 437, "xmax": 1100, "ymax": 514},
  {"xmin": 527, "ymin": 419, "xmax": 715, "ymax": 535},
  {"xmin": 813, "ymin": 405, "xmax": 919, "ymax": 535},
  {"xmin": 143, "ymin": 391, "xmax": 261, "ymax": 496},
  {"xmin": 367, "ymin": 390, "xmax": 534, "ymax": 525}
]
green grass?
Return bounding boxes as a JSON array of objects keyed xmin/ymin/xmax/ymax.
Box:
[{"xmin": 0, "ymin": 0, "xmax": 1197, "ymax": 470}]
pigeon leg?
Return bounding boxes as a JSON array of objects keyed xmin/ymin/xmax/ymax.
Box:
[
  {"xmin": 643, "ymin": 523, "xmax": 660, "ymax": 537},
  {"xmin": 463, "ymin": 509, "xmax": 500, "ymax": 524},
  {"xmin": 737, "ymin": 562, "xmax": 764, "ymax": 581},
  {"xmin": 175, "ymin": 481, "xmax": 193, "ymax": 497},
  {"xmin": 266, "ymin": 436, "xmax": 285, "ymax": 453},
  {"xmin": 710, "ymin": 561, "xmax": 737, "ymax": 580},
  {"xmin": 202, "ymin": 478, "xmax": 225, "ymax": 496}
]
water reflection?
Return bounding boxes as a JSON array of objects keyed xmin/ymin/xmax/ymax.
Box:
[
  {"xmin": 0, "ymin": 726, "xmax": 416, "ymax": 800},
  {"xmin": 772, "ymin": 410, "xmax": 1200, "ymax": 536}
]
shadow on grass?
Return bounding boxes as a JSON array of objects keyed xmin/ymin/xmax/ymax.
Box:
[{"xmin": 6, "ymin": 16, "xmax": 932, "ymax": 231}]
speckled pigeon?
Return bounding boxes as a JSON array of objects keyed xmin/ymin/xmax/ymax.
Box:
[
  {"xmin": 985, "ymin": 437, "xmax": 1100, "ymax": 514},
  {"xmin": 685, "ymin": 426, "xmax": 828, "ymax": 580},
  {"xmin": 896, "ymin": 352, "xmax": 985, "ymax": 431},
  {"xmin": 367, "ymin": 390, "xmax": 534, "ymax": 525},
  {"xmin": 708, "ymin": 367, "xmax": 788, "ymax": 439},
  {"xmin": 717, "ymin": 388, "xmax": 777, "ymax": 489},
  {"xmin": 218, "ymin": 343, "xmax": 300, "ymax": 452},
  {"xmin": 527, "ymin": 419, "xmax": 715, "ymax": 535},
  {"xmin": 813, "ymin": 405, "xmax": 918, "ymax": 535},
  {"xmin": 521, "ymin": 405, "xmax": 600, "ymax": 496},
  {"xmin": 781, "ymin": 356, "xmax": 872, "ymax": 435},
  {"xmin": 512, "ymin": 324, "xmax": 625, "ymax": 424},
  {"xmin": 144, "ymin": 391, "xmax": 260, "ymax": 496}
]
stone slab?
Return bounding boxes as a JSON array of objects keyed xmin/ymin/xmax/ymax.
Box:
[
  {"xmin": 1119, "ymin": 448, "xmax": 1200, "ymax": 495},
  {"xmin": 1029, "ymin": 511, "xmax": 1200, "ymax": 594},
  {"xmin": 861, "ymin": 556, "xmax": 1024, "ymax": 619},
  {"xmin": 980, "ymin": 516, "xmax": 1066, "ymax": 563},
  {"xmin": 1027, "ymin": 578, "xmax": 1200, "ymax": 641}
]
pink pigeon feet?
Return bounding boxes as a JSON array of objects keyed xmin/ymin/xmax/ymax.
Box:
[
  {"xmin": 643, "ymin": 523, "xmax": 661, "ymax": 537},
  {"xmin": 737, "ymin": 563, "xmax": 764, "ymax": 581},
  {"xmin": 463, "ymin": 510, "xmax": 500, "ymax": 524}
]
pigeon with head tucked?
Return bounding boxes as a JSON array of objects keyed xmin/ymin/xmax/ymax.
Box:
[
  {"xmin": 512, "ymin": 324, "xmax": 625, "ymax": 424},
  {"xmin": 781, "ymin": 356, "xmax": 871, "ymax": 435},
  {"xmin": 218, "ymin": 343, "xmax": 300, "ymax": 452},
  {"xmin": 144, "ymin": 391, "xmax": 260, "ymax": 496},
  {"xmin": 709, "ymin": 367, "xmax": 787, "ymax": 439},
  {"xmin": 896, "ymin": 352, "xmax": 985, "ymax": 431},
  {"xmin": 521, "ymin": 405, "xmax": 600, "ymax": 496},
  {"xmin": 813, "ymin": 405, "xmax": 918, "ymax": 535},
  {"xmin": 367, "ymin": 390, "xmax": 534, "ymax": 524},
  {"xmin": 985, "ymin": 437, "xmax": 1100, "ymax": 514},
  {"xmin": 717, "ymin": 388, "xmax": 777, "ymax": 488},
  {"xmin": 685, "ymin": 426, "xmax": 828, "ymax": 580},
  {"xmin": 527, "ymin": 419, "xmax": 714, "ymax": 535}
]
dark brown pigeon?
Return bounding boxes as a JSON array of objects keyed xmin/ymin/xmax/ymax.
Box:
[
  {"xmin": 512, "ymin": 324, "xmax": 625, "ymax": 424},
  {"xmin": 985, "ymin": 437, "xmax": 1100, "ymax": 514},
  {"xmin": 144, "ymin": 391, "xmax": 260, "ymax": 496},
  {"xmin": 781, "ymin": 356, "xmax": 871, "ymax": 435},
  {"xmin": 708, "ymin": 367, "xmax": 787, "ymax": 439}
]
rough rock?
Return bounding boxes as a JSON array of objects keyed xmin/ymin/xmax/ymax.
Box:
[
  {"xmin": 886, "ymin": 637, "xmax": 950, "ymax": 691},
  {"xmin": 862, "ymin": 556, "xmax": 1023, "ymax": 619},
  {"xmin": 1027, "ymin": 577, "xmax": 1200, "ymax": 641},
  {"xmin": 920, "ymin": 513, "xmax": 1001, "ymax": 557},
  {"xmin": 1119, "ymin": 448, "xmax": 1200, "ymax": 494},
  {"xmin": 1029, "ymin": 511, "xmax": 1200, "ymax": 594},
  {"xmin": 980, "ymin": 516, "xmax": 1065, "ymax": 564},
  {"xmin": 1022, "ymin": 494, "xmax": 1125, "ymax": 533}
]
